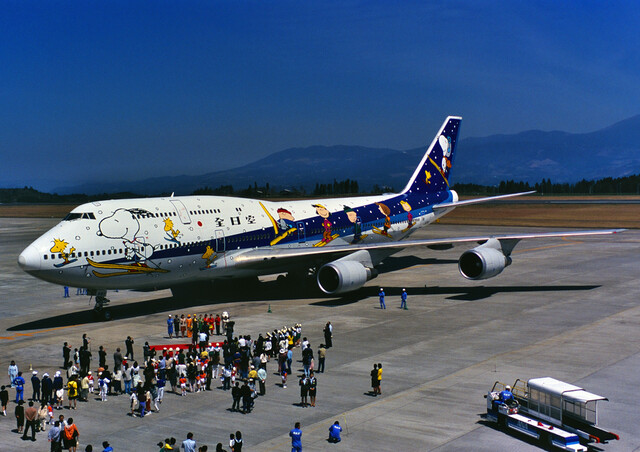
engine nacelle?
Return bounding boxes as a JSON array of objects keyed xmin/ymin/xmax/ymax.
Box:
[
  {"xmin": 458, "ymin": 240, "xmax": 512, "ymax": 280},
  {"xmin": 317, "ymin": 260, "xmax": 373, "ymax": 295}
]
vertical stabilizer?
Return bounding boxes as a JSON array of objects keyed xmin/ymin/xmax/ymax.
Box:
[{"xmin": 401, "ymin": 116, "xmax": 462, "ymax": 194}]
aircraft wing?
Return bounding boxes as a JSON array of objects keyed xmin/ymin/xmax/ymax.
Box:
[{"xmin": 232, "ymin": 228, "xmax": 624, "ymax": 270}]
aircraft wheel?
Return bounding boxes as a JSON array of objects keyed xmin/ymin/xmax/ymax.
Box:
[{"xmin": 102, "ymin": 308, "xmax": 113, "ymax": 321}]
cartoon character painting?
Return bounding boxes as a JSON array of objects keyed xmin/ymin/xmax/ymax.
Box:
[
  {"xmin": 88, "ymin": 208, "xmax": 169, "ymax": 278},
  {"xmin": 312, "ymin": 204, "xmax": 339, "ymax": 247},
  {"xmin": 400, "ymin": 200, "xmax": 414, "ymax": 231},
  {"xmin": 372, "ymin": 202, "xmax": 392, "ymax": 238},
  {"xmin": 439, "ymin": 134, "xmax": 452, "ymax": 173},
  {"xmin": 163, "ymin": 217, "xmax": 181, "ymax": 244},
  {"xmin": 50, "ymin": 238, "xmax": 78, "ymax": 268},
  {"xmin": 200, "ymin": 245, "xmax": 217, "ymax": 270},
  {"xmin": 271, "ymin": 208, "xmax": 297, "ymax": 245},
  {"xmin": 97, "ymin": 208, "xmax": 154, "ymax": 262},
  {"xmin": 344, "ymin": 206, "xmax": 366, "ymax": 244}
]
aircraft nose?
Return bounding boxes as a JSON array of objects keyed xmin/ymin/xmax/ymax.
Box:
[{"xmin": 18, "ymin": 245, "xmax": 41, "ymax": 272}]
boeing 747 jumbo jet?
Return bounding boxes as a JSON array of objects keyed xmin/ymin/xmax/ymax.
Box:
[{"xmin": 18, "ymin": 117, "xmax": 622, "ymax": 319}]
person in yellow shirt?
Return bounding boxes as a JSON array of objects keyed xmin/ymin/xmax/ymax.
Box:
[
  {"xmin": 67, "ymin": 376, "xmax": 78, "ymax": 410},
  {"xmin": 376, "ymin": 363, "xmax": 383, "ymax": 396}
]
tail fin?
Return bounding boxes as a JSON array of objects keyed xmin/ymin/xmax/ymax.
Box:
[{"xmin": 401, "ymin": 116, "xmax": 462, "ymax": 194}]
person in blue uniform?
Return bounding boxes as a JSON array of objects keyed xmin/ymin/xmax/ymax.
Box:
[
  {"xmin": 498, "ymin": 385, "xmax": 514, "ymax": 408},
  {"xmin": 328, "ymin": 421, "xmax": 342, "ymax": 443},
  {"xmin": 400, "ymin": 288, "xmax": 408, "ymax": 309},
  {"xmin": 13, "ymin": 371, "xmax": 25, "ymax": 403},
  {"xmin": 167, "ymin": 315, "xmax": 174, "ymax": 338},
  {"xmin": 289, "ymin": 422, "xmax": 302, "ymax": 452},
  {"xmin": 379, "ymin": 288, "xmax": 386, "ymax": 309}
]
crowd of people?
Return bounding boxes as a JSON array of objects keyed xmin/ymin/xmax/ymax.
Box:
[{"xmin": 2, "ymin": 313, "xmax": 348, "ymax": 449}]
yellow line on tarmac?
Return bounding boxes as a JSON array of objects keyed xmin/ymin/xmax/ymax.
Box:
[{"xmin": 0, "ymin": 324, "xmax": 78, "ymax": 340}]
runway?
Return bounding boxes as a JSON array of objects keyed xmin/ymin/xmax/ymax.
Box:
[{"xmin": 0, "ymin": 218, "xmax": 638, "ymax": 451}]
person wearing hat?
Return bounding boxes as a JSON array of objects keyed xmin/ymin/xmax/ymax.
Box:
[
  {"xmin": 379, "ymin": 288, "xmax": 386, "ymax": 309},
  {"xmin": 102, "ymin": 440, "xmax": 113, "ymax": 452},
  {"xmin": 499, "ymin": 385, "xmax": 514, "ymax": 405},
  {"xmin": 41, "ymin": 373, "xmax": 52, "ymax": 405},
  {"xmin": 400, "ymin": 288, "xmax": 408, "ymax": 310},
  {"xmin": 31, "ymin": 370, "xmax": 41, "ymax": 402}
]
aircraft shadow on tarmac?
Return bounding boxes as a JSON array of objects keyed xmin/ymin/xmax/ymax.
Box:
[
  {"xmin": 7, "ymin": 252, "xmax": 599, "ymax": 330},
  {"xmin": 310, "ymin": 284, "xmax": 601, "ymax": 307}
]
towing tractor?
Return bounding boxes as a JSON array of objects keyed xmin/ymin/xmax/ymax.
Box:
[{"xmin": 486, "ymin": 381, "xmax": 587, "ymax": 451}]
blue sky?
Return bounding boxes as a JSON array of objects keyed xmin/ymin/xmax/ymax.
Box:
[{"xmin": 2, "ymin": 0, "xmax": 639, "ymax": 191}]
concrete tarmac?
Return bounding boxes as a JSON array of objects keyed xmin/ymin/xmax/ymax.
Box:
[{"xmin": 0, "ymin": 218, "xmax": 638, "ymax": 451}]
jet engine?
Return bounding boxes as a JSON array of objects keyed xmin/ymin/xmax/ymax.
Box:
[
  {"xmin": 317, "ymin": 260, "xmax": 374, "ymax": 295},
  {"xmin": 458, "ymin": 239, "xmax": 512, "ymax": 280}
]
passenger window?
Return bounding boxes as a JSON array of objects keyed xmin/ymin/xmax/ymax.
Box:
[
  {"xmin": 44, "ymin": 255, "xmax": 48, "ymax": 260},
  {"xmin": 90, "ymin": 251, "xmax": 94, "ymax": 256}
]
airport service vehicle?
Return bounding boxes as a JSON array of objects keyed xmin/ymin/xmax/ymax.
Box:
[
  {"xmin": 18, "ymin": 117, "xmax": 623, "ymax": 319},
  {"xmin": 486, "ymin": 378, "xmax": 618, "ymax": 450}
]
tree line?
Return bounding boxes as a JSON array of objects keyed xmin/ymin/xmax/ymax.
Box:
[{"xmin": 3, "ymin": 173, "xmax": 640, "ymax": 204}]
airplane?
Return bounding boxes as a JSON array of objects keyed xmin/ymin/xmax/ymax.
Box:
[{"xmin": 18, "ymin": 116, "xmax": 623, "ymax": 320}]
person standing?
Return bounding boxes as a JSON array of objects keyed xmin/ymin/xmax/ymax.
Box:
[
  {"xmin": 231, "ymin": 382, "xmax": 241, "ymax": 412},
  {"xmin": 98, "ymin": 346, "xmax": 107, "ymax": 369},
  {"xmin": 167, "ymin": 315, "xmax": 174, "ymax": 339},
  {"xmin": 125, "ymin": 336, "xmax": 135, "ymax": 360},
  {"xmin": 308, "ymin": 372, "xmax": 317, "ymax": 407},
  {"xmin": 400, "ymin": 288, "xmax": 408, "ymax": 309},
  {"xmin": 289, "ymin": 422, "xmax": 302, "ymax": 452},
  {"xmin": 0, "ymin": 385, "xmax": 8, "ymax": 416},
  {"xmin": 63, "ymin": 343, "xmax": 72, "ymax": 370},
  {"xmin": 63, "ymin": 417, "xmax": 79, "ymax": 452},
  {"xmin": 64, "ymin": 286, "xmax": 70, "ymax": 298},
  {"xmin": 31, "ymin": 371, "xmax": 41, "ymax": 401},
  {"xmin": 257, "ymin": 366, "xmax": 267, "ymax": 396},
  {"xmin": 113, "ymin": 348, "xmax": 123, "ymax": 372},
  {"xmin": 379, "ymin": 288, "xmax": 386, "ymax": 309},
  {"xmin": 48, "ymin": 420, "xmax": 62, "ymax": 452},
  {"xmin": 15, "ymin": 399, "xmax": 25, "ymax": 434},
  {"xmin": 41, "ymin": 373, "xmax": 52, "ymax": 405},
  {"xmin": 215, "ymin": 314, "xmax": 221, "ymax": 335},
  {"xmin": 376, "ymin": 363, "xmax": 383, "ymax": 396},
  {"xmin": 323, "ymin": 322, "xmax": 333, "ymax": 348},
  {"xmin": 317, "ymin": 345, "xmax": 326, "ymax": 373},
  {"xmin": 67, "ymin": 375, "xmax": 78, "ymax": 409},
  {"xmin": 22, "ymin": 400, "xmax": 38, "ymax": 441},
  {"xmin": 8, "ymin": 360, "xmax": 19, "ymax": 387},
  {"xmin": 182, "ymin": 432, "xmax": 196, "ymax": 452},
  {"xmin": 14, "ymin": 371, "xmax": 25, "ymax": 403},
  {"xmin": 370, "ymin": 364, "xmax": 378, "ymax": 396}
]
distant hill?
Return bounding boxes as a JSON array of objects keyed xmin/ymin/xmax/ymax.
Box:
[{"xmin": 53, "ymin": 114, "xmax": 640, "ymax": 195}]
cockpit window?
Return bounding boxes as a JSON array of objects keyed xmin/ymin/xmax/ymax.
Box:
[{"xmin": 63, "ymin": 212, "xmax": 95, "ymax": 221}]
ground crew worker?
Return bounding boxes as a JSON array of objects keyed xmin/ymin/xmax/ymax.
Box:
[
  {"xmin": 400, "ymin": 288, "xmax": 408, "ymax": 309},
  {"xmin": 379, "ymin": 288, "xmax": 386, "ymax": 309}
]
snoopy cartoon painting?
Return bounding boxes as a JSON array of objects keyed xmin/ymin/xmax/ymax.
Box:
[{"xmin": 96, "ymin": 208, "xmax": 154, "ymax": 262}]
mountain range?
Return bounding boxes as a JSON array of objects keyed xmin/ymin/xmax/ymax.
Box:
[{"xmin": 54, "ymin": 114, "xmax": 640, "ymax": 195}]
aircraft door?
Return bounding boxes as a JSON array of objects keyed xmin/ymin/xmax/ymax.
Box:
[
  {"xmin": 170, "ymin": 200, "xmax": 191, "ymax": 224},
  {"xmin": 296, "ymin": 222, "xmax": 306, "ymax": 243},
  {"xmin": 215, "ymin": 229, "xmax": 226, "ymax": 252}
]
